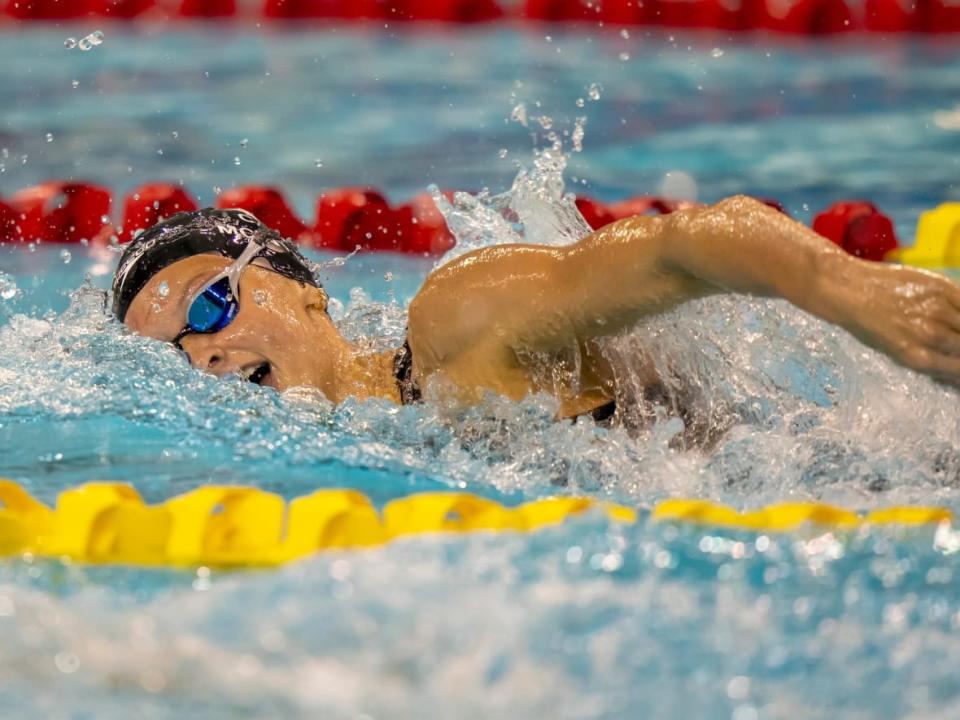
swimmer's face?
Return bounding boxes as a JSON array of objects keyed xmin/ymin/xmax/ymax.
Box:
[{"xmin": 124, "ymin": 254, "xmax": 327, "ymax": 391}]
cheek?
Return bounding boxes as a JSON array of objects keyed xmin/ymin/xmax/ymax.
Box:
[{"xmin": 244, "ymin": 288, "xmax": 309, "ymax": 345}]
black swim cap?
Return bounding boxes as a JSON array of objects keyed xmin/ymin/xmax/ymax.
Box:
[{"xmin": 111, "ymin": 208, "xmax": 320, "ymax": 322}]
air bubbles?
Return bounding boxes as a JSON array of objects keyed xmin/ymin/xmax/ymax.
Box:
[
  {"xmin": 59, "ymin": 249, "xmax": 71, "ymax": 264},
  {"xmin": 77, "ymin": 30, "xmax": 104, "ymax": 52}
]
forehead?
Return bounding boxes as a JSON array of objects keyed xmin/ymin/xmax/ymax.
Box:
[{"xmin": 123, "ymin": 254, "xmax": 230, "ymax": 335}]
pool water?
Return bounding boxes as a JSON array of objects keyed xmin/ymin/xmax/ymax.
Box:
[{"xmin": 1, "ymin": 24, "xmax": 960, "ymax": 719}]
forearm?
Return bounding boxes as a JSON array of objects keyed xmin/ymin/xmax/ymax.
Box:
[{"xmin": 660, "ymin": 195, "xmax": 857, "ymax": 325}]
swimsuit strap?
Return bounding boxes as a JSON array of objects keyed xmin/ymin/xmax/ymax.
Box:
[{"xmin": 393, "ymin": 340, "xmax": 422, "ymax": 405}]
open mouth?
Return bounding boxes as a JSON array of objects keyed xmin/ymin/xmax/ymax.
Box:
[{"xmin": 244, "ymin": 362, "xmax": 271, "ymax": 386}]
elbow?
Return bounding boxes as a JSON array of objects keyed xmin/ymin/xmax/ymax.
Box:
[{"xmin": 665, "ymin": 194, "xmax": 771, "ymax": 240}]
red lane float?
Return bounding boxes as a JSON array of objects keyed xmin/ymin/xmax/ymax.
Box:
[
  {"xmin": 121, "ymin": 183, "xmax": 198, "ymax": 241},
  {"xmin": 576, "ymin": 195, "xmax": 702, "ymax": 231},
  {"xmin": 0, "ymin": 181, "xmax": 906, "ymax": 264},
  {"xmin": 314, "ymin": 187, "xmax": 389, "ymax": 248},
  {"xmin": 864, "ymin": 0, "xmax": 916, "ymax": 31},
  {"xmin": 915, "ymin": 0, "xmax": 960, "ymax": 31},
  {"xmin": 742, "ymin": 0, "xmax": 856, "ymax": 33},
  {"xmin": 99, "ymin": 0, "xmax": 158, "ymax": 16},
  {"xmin": 812, "ymin": 200, "xmax": 898, "ymax": 261},
  {"xmin": 179, "ymin": 0, "xmax": 235, "ymax": 16},
  {"xmin": 0, "ymin": 200, "xmax": 18, "ymax": 242},
  {"xmin": 216, "ymin": 186, "xmax": 317, "ymax": 244},
  {"xmin": 7, "ymin": 182, "xmax": 111, "ymax": 244},
  {"xmin": 6, "ymin": 0, "xmax": 96, "ymax": 18}
]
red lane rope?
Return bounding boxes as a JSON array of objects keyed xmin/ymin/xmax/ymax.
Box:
[
  {"xmin": 0, "ymin": 180, "xmax": 900, "ymax": 261},
  {"xmin": 3, "ymin": 0, "xmax": 959, "ymax": 32}
]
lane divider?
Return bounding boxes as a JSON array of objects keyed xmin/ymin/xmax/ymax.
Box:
[
  {"xmin": 0, "ymin": 480, "xmax": 952, "ymax": 568},
  {"xmin": 3, "ymin": 0, "xmax": 959, "ymax": 32},
  {"xmin": 2, "ymin": 181, "xmax": 958, "ymax": 268}
]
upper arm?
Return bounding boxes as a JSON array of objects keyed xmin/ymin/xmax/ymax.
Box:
[{"xmin": 408, "ymin": 214, "xmax": 710, "ymax": 364}]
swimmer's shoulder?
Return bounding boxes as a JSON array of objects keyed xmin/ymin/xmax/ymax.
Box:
[{"xmin": 407, "ymin": 243, "xmax": 560, "ymax": 367}]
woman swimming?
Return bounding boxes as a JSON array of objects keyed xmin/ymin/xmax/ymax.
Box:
[{"xmin": 112, "ymin": 198, "xmax": 960, "ymax": 422}]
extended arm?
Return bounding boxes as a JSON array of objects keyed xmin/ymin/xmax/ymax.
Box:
[{"xmin": 411, "ymin": 195, "xmax": 960, "ymax": 384}]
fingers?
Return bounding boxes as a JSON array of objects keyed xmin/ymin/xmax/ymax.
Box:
[{"xmin": 903, "ymin": 346, "xmax": 960, "ymax": 385}]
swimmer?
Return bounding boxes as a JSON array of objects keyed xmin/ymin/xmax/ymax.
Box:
[{"xmin": 113, "ymin": 200, "xmax": 960, "ymax": 422}]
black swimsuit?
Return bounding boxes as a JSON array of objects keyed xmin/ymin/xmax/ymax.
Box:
[{"xmin": 393, "ymin": 342, "xmax": 617, "ymax": 426}]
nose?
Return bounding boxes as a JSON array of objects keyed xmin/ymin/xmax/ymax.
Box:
[{"xmin": 181, "ymin": 336, "xmax": 231, "ymax": 376}]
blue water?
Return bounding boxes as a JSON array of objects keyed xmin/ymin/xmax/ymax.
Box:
[{"xmin": 1, "ymin": 25, "xmax": 960, "ymax": 719}]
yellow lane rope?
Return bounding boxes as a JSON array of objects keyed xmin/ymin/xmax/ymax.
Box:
[{"xmin": 0, "ymin": 480, "xmax": 952, "ymax": 567}]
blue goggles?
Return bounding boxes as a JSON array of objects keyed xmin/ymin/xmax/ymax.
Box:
[{"xmin": 172, "ymin": 238, "xmax": 265, "ymax": 348}]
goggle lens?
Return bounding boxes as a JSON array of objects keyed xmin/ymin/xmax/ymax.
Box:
[{"xmin": 187, "ymin": 277, "xmax": 238, "ymax": 333}]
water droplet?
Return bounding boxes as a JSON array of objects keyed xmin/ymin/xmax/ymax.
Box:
[
  {"xmin": 314, "ymin": 159, "xmax": 323, "ymax": 168},
  {"xmin": 150, "ymin": 303, "xmax": 161, "ymax": 314},
  {"xmin": 156, "ymin": 149, "xmax": 163, "ymax": 156},
  {"xmin": 498, "ymin": 148, "xmax": 508, "ymax": 159},
  {"xmin": 0, "ymin": 274, "xmax": 18, "ymax": 301},
  {"xmin": 212, "ymin": 186, "xmax": 222, "ymax": 195},
  {"xmin": 575, "ymin": 97, "xmax": 585, "ymax": 108},
  {"xmin": 64, "ymin": 37, "xmax": 77, "ymax": 49},
  {"xmin": 71, "ymin": 79, "xmax": 79, "ymax": 89},
  {"xmin": 59, "ymin": 249, "xmax": 71, "ymax": 264},
  {"xmin": 383, "ymin": 271, "xmax": 393, "ymax": 281},
  {"xmin": 537, "ymin": 115, "xmax": 554, "ymax": 130},
  {"xmin": 158, "ymin": 281, "xmax": 170, "ymax": 299},
  {"xmin": 619, "ymin": 52, "xmax": 630, "ymax": 62},
  {"xmin": 171, "ymin": 130, "xmax": 179, "ymax": 139},
  {"xmin": 239, "ymin": 138, "xmax": 249, "ymax": 148},
  {"xmin": 253, "ymin": 289, "xmax": 267, "ymax": 306},
  {"xmin": 572, "ymin": 117, "xmax": 586, "ymax": 153},
  {"xmin": 45, "ymin": 133, "xmax": 53, "ymax": 143},
  {"xmin": 510, "ymin": 103, "xmax": 528, "ymax": 127},
  {"xmin": 587, "ymin": 83, "xmax": 601, "ymax": 101},
  {"xmin": 711, "ymin": 47, "xmax": 725, "ymax": 58},
  {"xmin": 233, "ymin": 156, "xmax": 241, "ymax": 166},
  {"xmin": 620, "ymin": 28, "xmax": 630, "ymax": 38},
  {"xmin": 54, "ymin": 652, "xmax": 79, "ymax": 674}
]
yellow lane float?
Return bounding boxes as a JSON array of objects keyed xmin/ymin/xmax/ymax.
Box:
[
  {"xmin": 0, "ymin": 480, "xmax": 952, "ymax": 568},
  {"xmin": 892, "ymin": 202, "xmax": 960, "ymax": 267}
]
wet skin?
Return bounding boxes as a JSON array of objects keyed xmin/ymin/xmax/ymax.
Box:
[{"xmin": 124, "ymin": 196, "xmax": 960, "ymax": 415}]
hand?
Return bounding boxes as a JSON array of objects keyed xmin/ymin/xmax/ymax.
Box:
[{"xmin": 829, "ymin": 259, "xmax": 960, "ymax": 385}]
